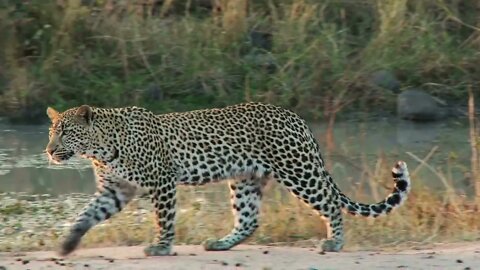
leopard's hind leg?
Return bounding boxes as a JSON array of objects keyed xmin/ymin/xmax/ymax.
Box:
[
  {"xmin": 274, "ymin": 164, "xmax": 345, "ymax": 252},
  {"xmin": 203, "ymin": 176, "xmax": 264, "ymax": 251}
]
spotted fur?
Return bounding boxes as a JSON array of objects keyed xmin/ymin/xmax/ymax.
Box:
[{"xmin": 45, "ymin": 102, "xmax": 411, "ymax": 256}]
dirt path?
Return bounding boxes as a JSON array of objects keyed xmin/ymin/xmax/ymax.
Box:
[{"xmin": 1, "ymin": 243, "xmax": 479, "ymax": 270}]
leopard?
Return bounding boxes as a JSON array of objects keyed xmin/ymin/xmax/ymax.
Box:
[{"xmin": 45, "ymin": 102, "xmax": 411, "ymax": 256}]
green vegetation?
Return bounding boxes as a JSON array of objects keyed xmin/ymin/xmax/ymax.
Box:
[
  {"xmin": 0, "ymin": 0, "xmax": 478, "ymax": 123},
  {"xmin": 0, "ymin": 201, "xmax": 25, "ymax": 215}
]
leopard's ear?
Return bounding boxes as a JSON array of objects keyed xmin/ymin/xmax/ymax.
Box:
[
  {"xmin": 75, "ymin": 105, "xmax": 93, "ymax": 126},
  {"xmin": 46, "ymin": 107, "xmax": 59, "ymax": 122}
]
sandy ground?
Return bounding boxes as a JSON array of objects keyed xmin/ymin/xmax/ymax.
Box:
[{"xmin": 1, "ymin": 243, "xmax": 479, "ymax": 270}]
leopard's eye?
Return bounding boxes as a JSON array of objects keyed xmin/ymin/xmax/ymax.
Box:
[{"xmin": 62, "ymin": 129, "xmax": 69, "ymax": 136}]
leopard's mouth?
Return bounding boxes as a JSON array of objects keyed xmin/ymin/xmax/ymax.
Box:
[{"xmin": 47, "ymin": 150, "xmax": 75, "ymax": 164}]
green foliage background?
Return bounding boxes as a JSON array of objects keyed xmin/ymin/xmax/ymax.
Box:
[{"xmin": 0, "ymin": 0, "xmax": 479, "ymax": 123}]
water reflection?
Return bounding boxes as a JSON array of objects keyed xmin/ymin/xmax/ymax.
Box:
[
  {"xmin": 0, "ymin": 124, "xmax": 93, "ymax": 194},
  {"xmin": 0, "ymin": 118, "xmax": 470, "ymax": 195}
]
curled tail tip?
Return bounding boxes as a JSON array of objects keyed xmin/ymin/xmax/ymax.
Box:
[
  {"xmin": 391, "ymin": 160, "xmax": 411, "ymax": 193},
  {"xmin": 393, "ymin": 160, "xmax": 407, "ymax": 172},
  {"xmin": 392, "ymin": 161, "xmax": 410, "ymax": 180},
  {"xmin": 342, "ymin": 160, "xmax": 411, "ymax": 217}
]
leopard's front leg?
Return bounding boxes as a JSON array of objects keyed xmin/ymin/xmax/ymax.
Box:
[
  {"xmin": 143, "ymin": 179, "xmax": 177, "ymax": 256},
  {"xmin": 59, "ymin": 178, "xmax": 136, "ymax": 256}
]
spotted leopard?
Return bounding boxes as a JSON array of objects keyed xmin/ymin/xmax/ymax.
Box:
[{"xmin": 45, "ymin": 102, "xmax": 411, "ymax": 256}]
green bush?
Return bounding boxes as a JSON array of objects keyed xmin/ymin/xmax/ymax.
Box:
[{"xmin": 0, "ymin": 0, "xmax": 478, "ymax": 123}]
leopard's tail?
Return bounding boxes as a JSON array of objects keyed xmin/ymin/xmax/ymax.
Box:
[{"xmin": 339, "ymin": 161, "xmax": 411, "ymax": 218}]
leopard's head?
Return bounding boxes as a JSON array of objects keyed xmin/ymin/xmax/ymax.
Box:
[{"xmin": 45, "ymin": 105, "xmax": 94, "ymax": 164}]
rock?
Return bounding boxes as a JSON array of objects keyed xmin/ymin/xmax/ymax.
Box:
[
  {"xmin": 397, "ymin": 89, "xmax": 448, "ymax": 121},
  {"xmin": 249, "ymin": 30, "xmax": 273, "ymax": 52},
  {"xmin": 243, "ymin": 53, "xmax": 277, "ymax": 74},
  {"xmin": 144, "ymin": 83, "xmax": 164, "ymax": 102},
  {"xmin": 369, "ymin": 70, "xmax": 400, "ymax": 93}
]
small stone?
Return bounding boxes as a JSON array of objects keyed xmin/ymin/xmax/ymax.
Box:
[
  {"xmin": 369, "ymin": 70, "xmax": 400, "ymax": 93},
  {"xmin": 262, "ymin": 250, "xmax": 269, "ymax": 254},
  {"xmin": 318, "ymin": 251, "xmax": 326, "ymax": 255},
  {"xmin": 235, "ymin": 263, "xmax": 242, "ymax": 267},
  {"xmin": 21, "ymin": 260, "xmax": 29, "ymax": 265},
  {"xmin": 221, "ymin": 261, "xmax": 228, "ymax": 266},
  {"xmin": 457, "ymin": 259, "xmax": 463, "ymax": 263}
]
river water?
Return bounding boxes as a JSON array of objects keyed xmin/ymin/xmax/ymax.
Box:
[{"xmin": 0, "ymin": 117, "xmax": 472, "ymax": 196}]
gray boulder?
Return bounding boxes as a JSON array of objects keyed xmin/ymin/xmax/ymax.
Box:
[
  {"xmin": 397, "ymin": 89, "xmax": 447, "ymax": 121},
  {"xmin": 243, "ymin": 53, "xmax": 277, "ymax": 74},
  {"xmin": 369, "ymin": 70, "xmax": 401, "ymax": 93}
]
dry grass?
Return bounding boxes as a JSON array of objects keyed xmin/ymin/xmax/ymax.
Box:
[
  {"xmin": 3, "ymin": 153, "xmax": 479, "ymax": 253},
  {"xmin": 80, "ymin": 182, "xmax": 480, "ymax": 252},
  {"xmin": 68, "ymin": 154, "xmax": 480, "ymax": 249}
]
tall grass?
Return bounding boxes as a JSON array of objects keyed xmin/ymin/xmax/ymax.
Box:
[{"xmin": 0, "ymin": 0, "xmax": 478, "ymax": 122}]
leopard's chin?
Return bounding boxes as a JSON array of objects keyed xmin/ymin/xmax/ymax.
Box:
[{"xmin": 48, "ymin": 151, "xmax": 75, "ymax": 164}]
